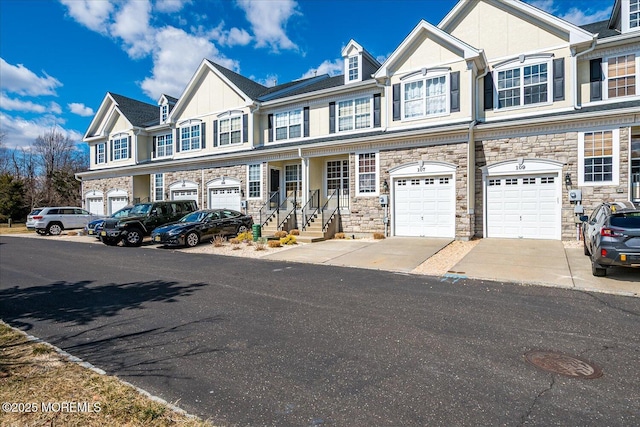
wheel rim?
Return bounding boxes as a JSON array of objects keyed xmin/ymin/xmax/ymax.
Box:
[
  {"xmin": 238, "ymin": 225, "xmax": 248, "ymax": 234},
  {"xmin": 49, "ymin": 224, "xmax": 61, "ymax": 235},
  {"xmin": 186, "ymin": 233, "xmax": 199, "ymax": 247},
  {"xmin": 127, "ymin": 231, "xmax": 141, "ymax": 245}
]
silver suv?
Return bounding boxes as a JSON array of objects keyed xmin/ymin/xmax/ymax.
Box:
[{"xmin": 31, "ymin": 207, "xmax": 105, "ymax": 236}]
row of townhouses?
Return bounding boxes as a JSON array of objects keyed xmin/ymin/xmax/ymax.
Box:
[{"xmin": 77, "ymin": 0, "xmax": 640, "ymax": 241}]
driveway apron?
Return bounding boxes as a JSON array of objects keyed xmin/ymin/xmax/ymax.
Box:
[
  {"xmin": 262, "ymin": 237, "xmax": 451, "ymax": 272},
  {"xmin": 451, "ymin": 238, "xmax": 574, "ymax": 288}
]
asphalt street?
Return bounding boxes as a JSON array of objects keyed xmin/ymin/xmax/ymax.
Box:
[{"xmin": 1, "ymin": 236, "xmax": 639, "ymax": 426}]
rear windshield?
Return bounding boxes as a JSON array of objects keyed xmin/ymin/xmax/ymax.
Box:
[
  {"xmin": 610, "ymin": 212, "xmax": 640, "ymax": 228},
  {"xmin": 29, "ymin": 209, "xmax": 42, "ymax": 216}
]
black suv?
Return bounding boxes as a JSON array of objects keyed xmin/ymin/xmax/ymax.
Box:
[{"xmin": 100, "ymin": 200, "xmax": 198, "ymax": 247}]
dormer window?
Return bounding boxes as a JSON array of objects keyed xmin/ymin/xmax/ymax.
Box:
[
  {"xmin": 161, "ymin": 104, "xmax": 168, "ymax": 123},
  {"xmin": 348, "ymin": 56, "xmax": 359, "ymax": 81},
  {"xmin": 631, "ymin": 0, "xmax": 639, "ymax": 28}
]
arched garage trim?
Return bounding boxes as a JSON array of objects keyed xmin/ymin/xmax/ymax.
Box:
[
  {"xmin": 481, "ymin": 158, "xmax": 564, "ymax": 240},
  {"xmin": 84, "ymin": 190, "xmax": 104, "ymax": 215}
]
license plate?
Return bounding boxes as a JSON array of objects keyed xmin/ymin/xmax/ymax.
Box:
[
  {"xmin": 154, "ymin": 236, "xmax": 161, "ymax": 242},
  {"xmin": 88, "ymin": 230, "xmax": 94, "ymax": 235},
  {"xmin": 100, "ymin": 231, "xmax": 106, "ymax": 236}
]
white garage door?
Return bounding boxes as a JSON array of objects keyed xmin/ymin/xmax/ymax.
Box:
[
  {"xmin": 394, "ymin": 176, "xmax": 455, "ymax": 238},
  {"xmin": 209, "ymin": 187, "xmax": 241, "ymax": 211},
  {"xmin": 108, "ymin": 197, "xmax": 128, "ymax": 214},
  {"xmin": 486, "ymin": 174, "xmax": 560, "ymax": 239},
  {"xmin": 171, "ymin": 189, "xmax": 198, "ymax": 201},
  {"xmin": 87, "ymin": 197, "xmax": 104, "ymax": 215}
]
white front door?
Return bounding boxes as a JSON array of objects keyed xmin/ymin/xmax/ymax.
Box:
[
  {"xmin": 209, "ymin": 187, "xmax": 241, "ymax": 210},
  {"xmin": 486, "ymin": 174, "xmax": 560, "ymax": 239},
  {"xmin": 394, "ymin": 175, "xmax": 455, "ymax": 238}
]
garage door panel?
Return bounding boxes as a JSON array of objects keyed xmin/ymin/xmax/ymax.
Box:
[
  {"xmin": 486, "ymin": 173, "xmax": 559, "ymax": 240},
  {"xmin": 209, "ymin": 187, "xmax": 241, "ymax": 211}
]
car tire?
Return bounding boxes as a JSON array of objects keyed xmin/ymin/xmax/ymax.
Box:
[
  {"xmin": 583, "ymin": 238, "xmax": 590, "ymax": 256},
  {"xmin": 101, "ymin": 237, "xmax": 119, "ymax": 246},
  {"xmin": 46, "ymin": 222, "xmax": 63, "ymax": 236},
  {"xmin": 124, "ymin": 228, "xmax": 144, "ymax": 247},
  {"xmin": 36, "ymin": 229, "xmax": 47, "ymax": 235},
  {"xmin": 591, "ymin": 260, "xmax": 607, "ymax": 277},
  {"xmin": 185, "ymin": 231, "xmax": 200, "ymax": 248}
]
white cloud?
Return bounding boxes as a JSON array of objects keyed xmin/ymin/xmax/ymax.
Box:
[
  {"xmin": 207, "ymin": 23, "xmax": 253, "ymax": 47},
  {"xmin": 68, "ymin": 103, "xmax": 95, "ymax": 117},
  {"xmin": 0, "ymin": 58, "xmax": 62, "ymax": 97},
  {"xmin": 236, "ymin": 0, "xmax": 299, "ymax": 51},
  {"xmin": 110, "ymin": 0, "xmax": 155, "ymax": 59},
  {"xmin": 300, "ymin": 59, "xmax": 343, "ymax": 79},
  {"xmin": 526, "ymin": 0, "xmax": 611, "ymax": 25},
  {"xmin": 59, "ymin": 0, "xmax": 114, "ymax": 33},
  {"xmin": 140, "ymin": 26, "xmax": 239, "ymax": 100},
  {"xmin": 0, "ymin": 94, "xmax": 61, "ymax": 115},
  {"xmin": 0, "ymin": 112, "xmax": 82, "ymax": 149},
  {"xmin": 155, "ymin": 0, "xmax": 190, "ymax": 13}
]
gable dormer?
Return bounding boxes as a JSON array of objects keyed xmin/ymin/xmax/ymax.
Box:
[
  {"xmin": 158, "ymin": 94, "xmax": 177, "ymax": 124},
  {"xmin": 609, "ymin": 0, "xmax": 640, "ymax": 34},
  {"xmin": 342, "ymin": 40, "xmax": 380, "ymax": 85}
]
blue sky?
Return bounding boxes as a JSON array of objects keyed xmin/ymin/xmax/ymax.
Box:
[{"xmin": 0, "ymin": 0, "xmax": 614, "ymax": 151}]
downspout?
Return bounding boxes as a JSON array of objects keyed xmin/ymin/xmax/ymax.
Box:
[
  {"xmin": 75, "ymin": 174, "xmax": 84, "ymax": 209},
  {"xmin": 468, "ymin": 55, "xmax": 489, "ymax": 228},
  {"xmin": 572, "ymin": 36, "xmax": 598, "ymax": 110}
]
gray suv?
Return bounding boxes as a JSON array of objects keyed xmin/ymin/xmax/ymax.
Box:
[
  {"xmin": 30, "ymin": 207, "xmax": 105, "ymax": 236},
  {"xmin": 581, "ymin": 201, "xmax": 640, "ymax": 276},
  {"xmin": 99, "ymin": 200, "xmax": 198, "ymax": 247}
]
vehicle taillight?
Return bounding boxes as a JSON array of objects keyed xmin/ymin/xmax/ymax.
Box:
[
  {"xmin": 601, "ymin": 227, "xmax": 623, "ymax": 237},
  {"xmin": 33, "ymin": 216, "xmax": 43, "ymax": 220},
  {"xmin": 601, "ymin": 248, "xmax": 608, "ymax": 257}
]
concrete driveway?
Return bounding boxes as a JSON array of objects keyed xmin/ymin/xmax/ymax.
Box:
[
  {"xmin": 451, "ymin": 238, "xmax": 638, "ymax": 297},
  {"xmin": 263, "ymin": 237, "xmax": 452, "ymax": 272}
]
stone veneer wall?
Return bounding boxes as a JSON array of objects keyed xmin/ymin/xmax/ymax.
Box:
[
  {"xmin": 83, "ymin": 177, "xmax": 133, "ymax": 213},
  {"xmin": 342, "ymin": 141, "xmax": 472, "ymax": 240},
  {"xmin": 474, "ymin": 127, "xmax": 630, "ymax": 240}
]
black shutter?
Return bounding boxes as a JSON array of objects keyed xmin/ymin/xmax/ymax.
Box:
[
  {"xmin": 303, "ymin": 107, "xmax": 309, "ymax": 137},
  {"xmin": 128, "ymin": 136, "xmax": 132, "ymax": 159},
  {"xmin": 213, "ymin": 120, "xmax": 218, "ymax": 147},
  {"xmin": 242, "ymin": 114, "xmax": 248, "ymax": 143},
  {"xmin": 201, "ymin": 122, "xmax": 206, "ymax": 149},
  {"xmin": 590, "ymin": 58, "xmax": 603, "ymax": 101},
  {"xmin": 94, "ymin": 144, "xmax": 98, "ymax": 163},
  {"xmin": 329, "ymin": 102, "xmax": 335, "ymax": 133},
  {"xmin": 373, "ymin": 93, "xmax": 381, "ymax": 127},
  {"xmin": 392, "ymin": 83, "xmax": 401, "ymax": 121},
  {"xmin": 109, "ymin": 140, "xmax": 113, "ymax": 161},
  {"xmin": 484, "ymin": 72, "xmax": 494, "ymax": 110},
  {"xmin": 152, "ymin": 136, "xmax": 156, "ymax": 158},
  {"xmin": 268, "ymin": 114, "xmax": 274, "ymax": 142},
  {"xmin": 176, "ymin": 128, "xmax": 181, "ymax": 152},
  {"xmin": 450, "ymin": 71, "xmax": 460, "ymax": 112},
  {"xmin": 553, "ymin": 58, "xmax": 565, "ymax": 101}
]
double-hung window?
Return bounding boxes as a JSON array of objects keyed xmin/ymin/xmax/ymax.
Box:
[
  {"xmin": 275, "ymin": 110, "xmax": 302, "ymax": 141},
  {"xmin": 403, "ymin": 74, "xmax": 447, "ymax": 118},
  {"xmin": 579, "ymin": 129, "xmax": 619, "ymax": 185},
  {"xmin": 496, "ymin": 61, "xmax": 549, "ymax": 108},
  {"xmin": 220, "ymin": 116, "xmax": 242, "ymax": 145},
  {"xmin": 607, "ymin": 54, "xmax": 636, "ymax": 98},
  {"xmin": 338, "ymin": 97, "xmax": 371, "ymax": 132},
  {"xmin": 357, "ymin": 152, "xmax": 378, "ymax": 195},
  {"xmin": 156, "ymin": 134, "xmax": 173, "ymax": 157},
  {"xmin": 154, "ymin": 174, "xmax": 164, "ymax": 201},
  {"xmin": 285, "ymin": 164, "xmax": 301, "ymax": 197},
  {"xmin": 96, "ymin": 143, "xmax": 106, "ymax": 164},
  {"xmin": 631, "ymin": 0, "xmax": 639, "ymax": 29},
  {"xmin": 248, "ymin": 164, "xmax": 261, "ymax": 198},
  {"xmin": 113, "ymin": 137, "xmax": 128, "ymax": 160},
  {"xmin": 181, "ymin": 124, "xmax": 201, "ymax": 151},
  {"xmin": 161, "ymin": 105, "xmax": 168, "ymax": 123},
  {"xmin": 348, "ymin": 56, "xmax": 359, "ymax": 81}
]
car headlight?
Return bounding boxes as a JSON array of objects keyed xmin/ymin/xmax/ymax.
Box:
[{"xmin": 167, "ymin": 228, "xmax": 183, "ymax": 236}]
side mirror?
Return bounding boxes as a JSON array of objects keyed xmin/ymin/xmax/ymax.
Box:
[{"xmin": 579, "ymin": 215, "xmax": 588, "ymax": 222}]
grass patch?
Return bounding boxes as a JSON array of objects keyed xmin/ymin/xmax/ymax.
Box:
[
  {"xmin": 0, "ymin": 322, "xmax": 215, "ymax": 427},
  {"xmin": 0, "ymin": 224, "xmax": 29, "ymax": 235}
]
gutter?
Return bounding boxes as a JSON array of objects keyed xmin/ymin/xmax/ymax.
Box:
[{"xmin": 572, "ymin": 35, "xmax": 598, "ymax": 110}]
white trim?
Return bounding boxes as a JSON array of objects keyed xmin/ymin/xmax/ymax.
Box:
[{"xmin": 578, "ymin": 128, "xmax": 621, "ymax": 186}]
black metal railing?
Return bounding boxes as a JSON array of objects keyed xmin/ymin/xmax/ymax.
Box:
[
  {"xmin": 301, "ymin": 189, "xmax": 320, "ymax": 230},
  {"xmin": 321, "ymin": 189, "xmax": 341, "ymax": 231},
  {"xmin": 259, "ymin": 192, "xmax": 280, "ymax": 227},
  {"xmin": 277, "ymin": 191, "xmax": 299, "ymax": 229}
]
